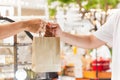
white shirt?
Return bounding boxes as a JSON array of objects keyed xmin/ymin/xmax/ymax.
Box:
[{"xmin": 94, "ymin": 10, "xmax": 120, "ymax": 80}]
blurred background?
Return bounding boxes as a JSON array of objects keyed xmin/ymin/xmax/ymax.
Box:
[{"xmin": 0, "ymin": 0, "xmax": 120, "ymax": 80}]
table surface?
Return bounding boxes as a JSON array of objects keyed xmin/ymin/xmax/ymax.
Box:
[{"xmin": 83, "ymin": 71, "xmax": 111, "ymax": 79}]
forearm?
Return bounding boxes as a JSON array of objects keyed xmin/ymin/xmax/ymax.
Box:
[
  {"xmin": 60, "ymin": 32, "xmax": 105, "ymax": 49},
  {"xmin": 0, "ymin": 21, "xmax": 25, "ymax": 39}
]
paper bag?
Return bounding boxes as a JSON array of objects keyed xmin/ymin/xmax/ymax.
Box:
[{"xmin": 32, "ymin": 37, "xmax": 61, "ymax": 72}]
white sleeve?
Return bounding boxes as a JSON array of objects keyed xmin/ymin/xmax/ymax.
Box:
[{"xmin": 93, "ymin": 13, "xmax": 118, "ymax": 46}]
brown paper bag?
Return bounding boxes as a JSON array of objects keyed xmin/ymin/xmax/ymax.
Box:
[{"xmin": 32, "ymin": 37, "xmax": 61, "ymax": 72}]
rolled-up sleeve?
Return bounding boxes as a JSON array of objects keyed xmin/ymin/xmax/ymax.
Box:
[{"xmin": 93, "ymin": 13, "xmax": 118, "ymax": 46}]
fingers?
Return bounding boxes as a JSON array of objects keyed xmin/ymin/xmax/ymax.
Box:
[
  {"xmin": 38, "ymin": 19, "xmax": 47, "ymax": 32},
  {"xmin": 44, "ymin": 23, "xmax": 57, "ymax": 37},
  {"xmin": 24, "ymin": 19, "xmax": 47, "ymax": 33},
  {"xmin": 38, "ymin": 21, "xmax": 46, "ymax": 33},
  {"xmin": 24, "ymin": 19, "xmax": 60, "ymax": 36}
]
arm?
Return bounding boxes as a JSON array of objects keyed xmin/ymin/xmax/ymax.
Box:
[
  {"xmin": 60, "ymin": 32, "xmax": 105, "ymax": 49},
  {"xmin": 0, "ymin": 21, "xmax": 25, "ymax": 39},
  {"xmin": 51, "ymin": 24, "xmax": 106, "ymax": 49},
  {"xmin": 50, "ymin": 13, "xmax": 116, "ymax": 49},
  {"xmin": 0, "ymin": 19, "xmax": 46, "ymax": 39}
]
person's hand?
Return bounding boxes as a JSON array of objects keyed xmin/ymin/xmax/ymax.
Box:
[
  {"xmin": 44, "ymin": 23, "xmax": 62, "ymax": 37},
  {"xmin": 23, "ymin": 19, "xmax": 47, "ymax": 33},
  {"xmin": 53, "ymin": 23, "xmax": 62, "ymax": 37}
]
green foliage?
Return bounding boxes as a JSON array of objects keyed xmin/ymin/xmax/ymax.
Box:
[
  {"xmin": 109, "ymin": 47, "xmax": 112, "ymax": 56},
  {"xmin": 99, "ymin": 0, "xmax": 119, "ymax": 10},
  {"xmin": 58, "ymin": 0, "xmax": 75, "ymax": 4},
  {"xmin": 49, "ymin": 8, "xmax": 56, "ymax": 17},
  {"xmin": 48, "ymin": 0, "xmax": 56, "ymax": 5},
  {"xmin": 84, "ymin": 0, "xmax": 99, "ymax": 10},
  {"xmin": 84, "ymin": 0, "xmax": 119, "ymax": 10},
  {"xmin": 48, "ymin": 0, "xmax": 119, "ymax": 17}
]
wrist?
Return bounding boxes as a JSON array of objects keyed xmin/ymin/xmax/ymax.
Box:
[
  {"xmin": 14, "ymin": 21, "xmax": 26, "ymax": 31},
  {"xmin": 59, "ymin": 31, "xmax": 64, "ymax": 37}
]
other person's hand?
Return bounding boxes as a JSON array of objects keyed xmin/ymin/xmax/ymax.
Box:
[
  {"xmin": 44, "ymin": 23, "xmax": 62, "ymax": 37},
  {"xmin": 23, "ymin": 19, "xmax": 47, "ymax": 33}
]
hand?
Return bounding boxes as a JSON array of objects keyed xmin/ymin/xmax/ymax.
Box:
[
  {"xmin": 44, "ymin": 23, "xmax": 57, "ymax": 37},
  {"xmin": 53, "ymin": 23, "xmax": 62, "ymax": 37},
  {"xmin": 55, "ymin": 24, "xmax": 62, "ymax": 37},
  {"xmin": 23, "ymin": 19, "xmax": 47, "ymax": 33},
  {"xmin": 44, "ymin": 23, "xmax": 62, "ymax": 37}
]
